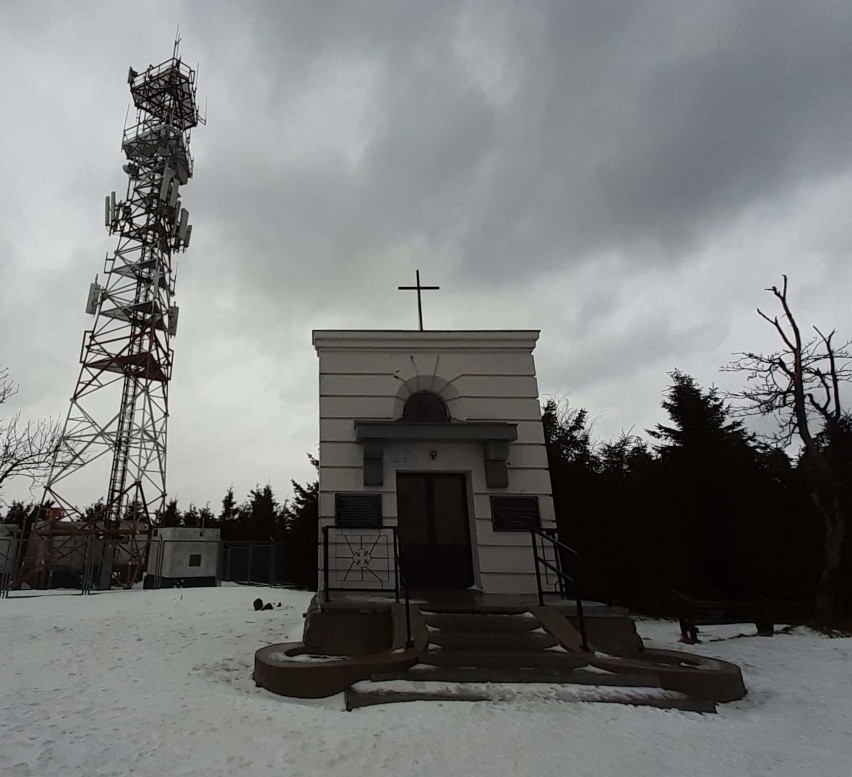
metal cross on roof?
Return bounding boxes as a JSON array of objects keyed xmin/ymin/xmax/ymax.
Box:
[{"xmin": 398, "ymin": 269, "xmax": 439, "ymax": 331}]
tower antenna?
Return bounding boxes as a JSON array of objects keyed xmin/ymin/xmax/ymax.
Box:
[{"xmin": 20, "ymin": 47, "xmax": 203, "ymax": 590}]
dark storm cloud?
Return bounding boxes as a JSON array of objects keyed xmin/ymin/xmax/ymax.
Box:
[{"xmin": 186, "ymin": 0, "xmax": 852, "ymax": 304}]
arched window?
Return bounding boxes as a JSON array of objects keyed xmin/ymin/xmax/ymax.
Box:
[{"xmin": 401, "ymin": 390, "xmax": 450, "ymax": 423}]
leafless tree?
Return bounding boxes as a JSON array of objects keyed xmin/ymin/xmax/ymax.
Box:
[
  {"xmin": 724, "ymin": 276, "xmax": 851, "ymax": 619},
  {"xmin": 0, "ymin": 366, "xmax": 63, "ymax": 498},
  {"xmin": 0, "ymin": 366, "xmax": 15, "ymax": 405}
]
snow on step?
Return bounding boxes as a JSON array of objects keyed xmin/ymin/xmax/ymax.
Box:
[
  {"xmin": 347, "ymin": 679, "xmax": 714, "ymax": 711},
  {"xmin": 266, "ymin": 651, "xmax": 343, "ymax": 663}
]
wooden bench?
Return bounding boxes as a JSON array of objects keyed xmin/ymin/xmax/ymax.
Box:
[{"xmin": 670, "ymin": 589, "xmax": 774, "ymax": 644}]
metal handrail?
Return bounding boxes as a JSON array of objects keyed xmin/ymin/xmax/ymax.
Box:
[
  {"xmin": 322, "ymin": 525, "xmax": 413, "ymax": 649},
  {"xmin": 392, "ymin": 530, "xmax": 414, "ymax": 648},
  {"xmin": 530, "ymin": 527, "xmax": 589, "ymax": 651}
]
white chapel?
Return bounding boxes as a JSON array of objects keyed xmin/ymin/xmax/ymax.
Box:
[{"xmin": 313, "ymin": 329, "xmax": 556, "ymax": 596}]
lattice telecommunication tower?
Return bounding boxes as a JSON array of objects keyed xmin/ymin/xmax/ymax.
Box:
[{"xmin": 36, "ymin": 45, "xmax": 203, "ymax": 581}]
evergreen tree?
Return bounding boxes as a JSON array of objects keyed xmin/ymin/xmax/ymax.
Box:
[
  {"xmin": 159, "ymin": 499, "xmax": 182, "ymax": 527},
  {"xmin": 198, "ymin": 504, "xmax": 216, "ymax": 529},
  {"xmin": 814, "ymin": 414, "xmax": 852, "ymax": 613},
  {"xmin": 542, "ymin": 399, "xmax": 596, "ymax": 470},
  {"xmin": 240, "ymin": 484, "xmax": 283, "ymax": 542},
  {"xmin": 649, "ymin": 370, "xmax": 754, "ymax": 459},
  {"xmin": 2, "ymin": 500, "xmax": 36, "ymax": 526},
  {"xmin": 219, "ymin": 487, "xmax": 238, "ymax": 524},
  {"xmin": 648, "ymin": 370, "xmax": 762, "ymax": 598},
  {"xmin": 598, "ymin": 432, "xmax": 652, "ymax": 477},
  {"xmin": 539, "ymin": 373, "xmax": 815, "ymax": 611},
  {"xmin": 541, "ymin": 399, "xmax": 619, "ymax": 601},
  {"xmin": 281, "ymin": 455, "xmax": 319, "ymax": 589},
  {"xmin": 82, "ymin": 500, "xmax": 107, "ymax": 523},
  {"xmin": 183, "ymin": 503, "xmax": 201, "ymax": 528}
]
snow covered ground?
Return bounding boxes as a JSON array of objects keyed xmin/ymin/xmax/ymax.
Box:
[{"xmin": 1, "ymin": 585, "xmax": 849, "ymax": 776}]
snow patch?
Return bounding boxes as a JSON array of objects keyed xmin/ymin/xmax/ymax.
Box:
[
  {"xmin": 582, "ymin": 664, "xmax": 617, "ymax": 675},
  {"xmin": 351, "ymin": 679, "xmax": 683, "ymax": 703},
  {"xmin": 267, "ymin": 651, "xmax": 343, "ymax": 663},
  {"xmin": 1, "ymin": 586, "xmax": 850, "ymax": 777}
]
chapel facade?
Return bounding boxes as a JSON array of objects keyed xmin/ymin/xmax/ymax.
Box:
[
  {"xmin": 313, "ymin": 329, "xmax": 556, "ymax": 596},
  {"xmin": 251, "ymin": 329, "xmax": 747, "ymax": 707}
]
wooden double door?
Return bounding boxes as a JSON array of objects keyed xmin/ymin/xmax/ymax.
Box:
[{"xmin": 396, "ymin": 473, "xmax": 474, "ymax": 589}]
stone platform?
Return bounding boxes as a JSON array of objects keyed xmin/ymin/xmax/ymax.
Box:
[{"xmin": 253, "ymin": 592, "xmax": 746, "ymax": 710}]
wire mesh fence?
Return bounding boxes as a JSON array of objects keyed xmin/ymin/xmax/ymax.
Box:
[
  {"xmin": 220, "ymin": 542, "xmax": 278, "ymax": 586},
  {"xmin": 0, "ymin": 528, "xmax": 22, "ymax": 599},
  {"xmin": 0, "ymin": 532, "xmax": 300, "ymax": 599}
]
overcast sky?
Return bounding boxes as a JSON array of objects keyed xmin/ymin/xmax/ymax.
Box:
[{"xmin": 1, "ymin": 1, "xmax": 851, "ymax": 512}]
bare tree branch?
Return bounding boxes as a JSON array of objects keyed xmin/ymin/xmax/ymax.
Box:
[
  {"xmin": 815, "ymin": 326, "xmax": 842, "ymax": 423},
  {"xmin": 0, "ymin": 364, "xmax": 64, "ymax": 494},
  {"xmin": 0, "ymin": 366, "xmax": 18, "ymax": 405},
  {"xmin": 0, "ymin": 412, "xmax": 63, "ymax": 490},
  {"xmin": 724, "ymin": 278, "xmax": 850, "ymax": 619}
]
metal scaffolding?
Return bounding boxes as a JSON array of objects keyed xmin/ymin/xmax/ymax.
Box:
[{"xmin": 21, "ymin": 44, "xmax": 203, "ymax": 589}]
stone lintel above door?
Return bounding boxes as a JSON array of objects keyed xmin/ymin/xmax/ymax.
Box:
[{"xmin": 354, "ymin": 421, "xmax": 518, "ymax": 488}]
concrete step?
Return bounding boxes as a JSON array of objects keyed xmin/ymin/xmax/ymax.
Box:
[
  {"xmin": 420, "ymin": 647, "xmax": 590, "ymax": 670},
  {"xmin": 372, "ymin": 665, "xmax": 660, "ymax": 687},
  {"xmin": 345, "ymin": 681, "xmax": 716, "ymax": 713},
  {"xmin": 429, "ymin": 629, "xmax": 559, "ymax": 652},
  {"xmin": 422, "ymin": 611, "xmax": 540, "ymax": 634},
  {"xmin": 420, "ymin": 605, "xmax": 532, "ymax": 616}
]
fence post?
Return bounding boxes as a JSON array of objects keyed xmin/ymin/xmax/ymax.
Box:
[
  {"xmin": 215, "ymin": 540, "xmax": 223, "ymax": 587},
  {"xmin": 0, "ymin": 532, "xmax": 15, "ymax": 599},
  {"xmin": 156, "ymin": 538, "xmax": 165, "ymax": 589},
  {"xmin": 80, "ymin": 535, "xmax": 91, "ymax": 596}
]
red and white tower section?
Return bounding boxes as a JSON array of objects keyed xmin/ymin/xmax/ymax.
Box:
[{"xmin": 43, "ymin": 51, "xmax": 203, "ymax": 535}]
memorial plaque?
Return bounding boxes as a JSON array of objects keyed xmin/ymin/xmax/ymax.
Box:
[
  {"xmin": 335, "ymin": 494, "xmax": 383, "ymax": 528},
  {"xmin": 388, "ymin": 444, "xmax": 414, "ymax": 464},
  {"xmin": 490, "ymin": 496, "xmax": 540, "ymax": 532}
]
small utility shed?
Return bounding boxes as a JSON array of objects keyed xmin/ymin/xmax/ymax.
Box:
[
  {"xmin": 314, "ymin": 330, "xmax": 556, "ymax": 595},
  {"xmin": 144, "ymin": 527, "xmax": 220, "ymax": 588}
]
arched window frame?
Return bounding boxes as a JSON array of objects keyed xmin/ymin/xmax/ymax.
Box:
[{"xmin": 400, "ymin": 390, "xmax": 450, "ymax": 423}]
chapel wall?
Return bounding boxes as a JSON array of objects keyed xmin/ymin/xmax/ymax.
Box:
[{"xmin": 314, "ymin": 331, "xmax": 556, "ymax": 596}]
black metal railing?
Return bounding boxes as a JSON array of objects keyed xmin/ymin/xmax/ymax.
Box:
[
  {"xmin": 322, "ymin": 525, "xmax": 413, "ymax": 649},
  {"xmin": 530, "ymin": 527, "xmax": 589, "ymax": 651},
  {"xmin": 322, "ymin": 525, "xmax": 398, "ymax": 600},
  {"xmin": 392, "ymin": 530, "xmax": 413, "ymax": 648}
]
